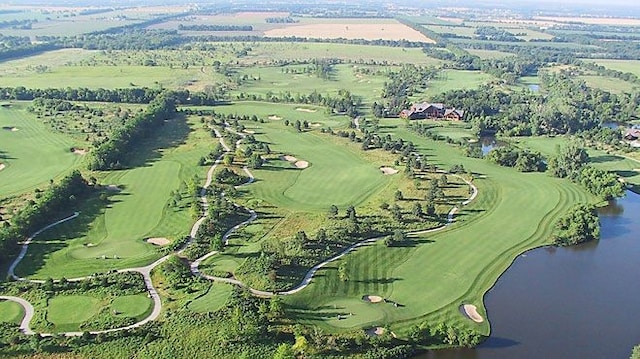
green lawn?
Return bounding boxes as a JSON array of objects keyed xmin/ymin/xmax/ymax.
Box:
[
  {"xmin": 0, "ymin": 300, "xmax": 24, "ymax": 324},
  {"xmin": 241, "ymin": 42, "xmax": 445, "ymax": 65},
  {"xmin": 587, "ymin": 59, "xmax": 640, "ymax": 77},
  {"xmin": 15, "ymin": 115, "xmax": 214, "ymax": 279},
  {"xmin": 0, "ymin": 103, "xmax": 82, "ymax": 197},
  {"xmin": 578, "ymin": 75, "xmax": 637, "ymax": 94},
  {"xmin": 231, "ymin": 64, "xmax": 388, "ymax": 105},
  {"xmin": 46, "ymin": 295, "xmax": 101, "ymax": 332},
  {"xmin": 412, "ymin": 70, "xmax": 495, "ymax": 100},
  {"xmin": 286, "ymin": 121, "xmax": 595, "ymax": 334},
  {"xmin": 110, "ymin": 294, "xmax": 152, "ymax": 318},
  {"xmin": 188, "ymin": 283, "xmax": 233, "ymax": 313}
]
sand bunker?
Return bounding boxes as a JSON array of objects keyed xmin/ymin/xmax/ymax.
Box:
[
  {"xmin": 147, "ymin": 237, "xmax": 170, "ymax": 246},
  {"xmin": 105, "ymin": 185, "xmax": 122, "ymax": 192},
  {"xmin": 282, "ymin": 155, "xmax": 298, "ymax": 162},
  {"xmin": 362, "ymin": 295, "xmax": 384, "ymax": 303},
  {"xmin": 310, "ymin": 122, "xmax": 321, "ymax": 127},
  {"xmin": 72, "ymin": 148, "xmax": 87, "ymax": 155},
  {"xmin": 268, "ymin": 115, "xmax": 282, "ymax": 120},
  {"xmin": 295, "ymin": 161, "xmax": 309, "ymax": 169},
  {"xmin": 2, "ymin": 126, "xmax": 18, "ymax": 132},
  {"xmin": 296, "ymin": 108, "xmax": 317, "ymax": 113},
  {"xmin": 0, "ymin": 163, "xmax": 5, "ymax": 171},
  {"xmin": 461, "ymin": 304, "xmax": 484, "ymax": 323},
  {"xmin": 380, "ymin": 167, "xmax": 399, "ymax": 175},
  {"xmin": 243, "ymin": 130, "xmax": 255, "ymax": 134}
]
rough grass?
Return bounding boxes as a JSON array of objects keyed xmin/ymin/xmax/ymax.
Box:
[
  {"xmin": 46, "ymin": 295, "xmax": 101, "ymax": 332},
  {"xmin": 15, "ymin": 115, "xmax": 213, "ymax": 279},
  {"xmin": 410, "ymin": 69, "xmax": 495, "ymax": 100},
  {"xmin": 0, "ymin": 103, "xmax": 82, "ymax": 197},
  {"xmin": 0, "ymin": 300, "xmax": 24, "ymax": 324},
  {"xmin": 578, "ymin": 75, "xmax": 637, "ymax": 94}
]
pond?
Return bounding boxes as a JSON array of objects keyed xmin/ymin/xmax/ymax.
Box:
[{"xmin": 419, "ymin": 191, "xmax": 640, "ymax": 359}]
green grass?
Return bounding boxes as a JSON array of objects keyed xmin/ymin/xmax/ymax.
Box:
[
  {"xmin": 0, "ymin": 300, "xmax": 24, "ymax": 324},
  {"xmin": 110, "ymin": 294, "xmax": 152, "ymax": 318},
  {"xmin": 0, "ymin": 103, "xmax": 83, "ymax": 197},
  {"xmin": 47, "ymin": 295, "xmax": 101, "ymax": 332},
  {"xmin": 286, "ymin": 121, "xmax": 595, "ymax": 334},
  {"xmin": 587, "ymin": 59, "xmax": 640, "ymax": 77},
  {"xmin": 16, "ymin": 115, "xmax": 213, "ymax": 279},
  {"xmin": 466, "ymin": 49, "xmax": 515, "ymax": 59},
  {"xmin": 240, "ymin": 42, "xmax": 445, "ymax": 65},
  {"xmin": 232, "ymin": 63, "xmax": 388, "ymax": 105},
  {"xmin": 187, "ymin": 283, "xmax": 233, "ymax": 313},
  {"xmin": 411, "ymin": 70, "xmax": 495, "ymax": 100},
  {"xmin": 578, "ymin": 75, "xmax": 637, "ymax": 94}
]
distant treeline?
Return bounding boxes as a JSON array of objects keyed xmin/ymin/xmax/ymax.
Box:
[
  {"xmin": 0, "ymin": 171, "xmax": 93, "ymax": 270},
  {"xmin": 0, "ymin": 86, "xmax": 226, "ymax": 105},
  {"xmin": 265, "ymin": 16, "xmax": 298, "ymax": 23},
  {"xmin": 178, "ymin": 24, "xmax": 253, "ymax": 31}
]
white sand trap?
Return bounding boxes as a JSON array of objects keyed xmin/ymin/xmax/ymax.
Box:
[
  {"xmin": 311, "ymin": 122, "xmax": 321, "ymax": 127},
  {"xmin": 268, "ymin": 115, "xmax": 282, "ymax": 120},
  {"xmin": 72, "ymin": 148, "xmax": 87, "ymax": 155},
  {"xmin": 295, "ymin": 160, "xmax": 309, "ymax": 169},
  {"xmin": 85, "ymin": 243, "xmax": 96, "ymax": 247},
  {"xmin": 461, "ymin": 304, "xmax": 484, "ymax": 323},
  {"xmin": 296, "ymin": 108, "xmax": 317, "ymax": 113},
  {"xmin": 380, "ymin": 167, "xmax": 399, "ymax": 175},
  {"xmin": 105, "ymin": 185, "xmax": 122, "ymax": 192},
  {"xmin": 147, "ymin": 237, "xmax": 170, "ymax": 246},
  {"xmin": 2, "ymin": 127, "xmax": 18, "ymax": 131},
  {"xmin": 282, "ymin": 155, "xmax": 298, "ymax": 162},
  {"xmin": 366, "ymin": 327, "xmax": 386, "ymax": 336},
  {"xmin": 362, "ymin": 295, "xmax": 384, "ymax": 303},
  {"xmin": 243, "ymin": 129, "xmax": 255, "ymax": 134},
  {"xmin": 0, "ymin": 164, "xmax": 5, "ymax": 171}
]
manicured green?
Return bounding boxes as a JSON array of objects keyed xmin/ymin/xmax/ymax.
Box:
[
  {"xmin": 578, "ymin": 75, "xmax": 637, "ymax": 94},
  {"xmin": 110, "ymin": 294, "xmax": 152, "ymax": 318},
  {"xmin": 0, "ymin": 300, "xmax": 24, "ymax": 324},
  {"xmin": 46, "ymin": 295, "xmax": 101, "ymax": 331},
  {"xmin": 0, "ymin": 103, "xmax": 82, "ymax": 197},
  {"xmin": 16, "ymin": 115, "xmax": 213, "ymax": 279},
  {"xmin": 287, "ymin": 120, "xmax": 595, "ymax": 334},
  {"xmin": 187, "ymin": 283, "xmax": 233, "ymax": 313}
]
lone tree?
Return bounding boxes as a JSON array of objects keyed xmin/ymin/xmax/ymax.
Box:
[
  {"xmin": 338, "ymin": 260, "xmax": 349, "ymax": 281},
  {"xmin": 328, "ymin": 204, "xmax": 339, "ymax": 218}
]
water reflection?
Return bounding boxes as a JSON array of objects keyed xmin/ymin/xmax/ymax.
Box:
[{"xmin": 418, "ymin": 191, "xmax": 640, "ymax": 358}]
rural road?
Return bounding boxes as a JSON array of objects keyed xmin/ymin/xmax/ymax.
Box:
[{"xmin": 4, "ymin": 123, "xmax": 479, "ymax": 335}]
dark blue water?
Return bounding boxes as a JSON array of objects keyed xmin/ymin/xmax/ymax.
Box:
[{"xmin": 421, "ymin": 191, "xmax": 640, "ymax": 359}]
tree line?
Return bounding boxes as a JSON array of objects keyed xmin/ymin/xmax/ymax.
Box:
[{"xmin": 87, "ymin": 92, "xmax": 176, "ymax": 170}]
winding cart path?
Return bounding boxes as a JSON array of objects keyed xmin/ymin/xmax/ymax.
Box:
[{"xmin": 2, "ymin": 125, "xmax": 478, "ymax": 335}]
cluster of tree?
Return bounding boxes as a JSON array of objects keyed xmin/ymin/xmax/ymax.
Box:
[
  {"xmin": 407, "ymin": 321, "xmax": 484, "ymax": 347},
  {"xmin": 214, "ymin": 168, "xmax": 248, "ymax": 186},
  {"xmin": 375, "ymin": 64, "xmax": 440, "ymax": 117},
  {"xmin": 486, "ymin": 146, "xmax": 545, "ymax": 172},
  {"xmin": 42, "ymin": 29, "xmax": 186, "ymax": 51},
  {"xmin": 474, "ymin": 26, "xmax": 522, "ymax": 42},
  {"xmin": 178, "ymin": 24, "xmax": 253, "ymax": 31},
  {"xmin": 87, "ymin": 92, "xmax": 176, "ymax": 170},
  {"xmin": 0, "ymin": 86, "xmax": 225, "ymax": 105},
  {"xmin": 552, "ymin": 204, "xmax": 600, "ymax": 246},
  {"xmin": 0, "ymin": 171, "xmax": 92, "ymax": 268},
  {"xmin": 0, "ymin": 19, "xmax": 37, "ymax": 29},
  {"xmin": 265, "ymin": 16, "xmax": 298, "ymax": 23},
  {"xmin": 547, "ymin": 142, "xmax": 624, "ymax": 200}
]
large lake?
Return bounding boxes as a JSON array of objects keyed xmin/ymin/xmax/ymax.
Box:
[{"xmin": 420, "ymin": 191, "xmax": 640, "ymax": 359}]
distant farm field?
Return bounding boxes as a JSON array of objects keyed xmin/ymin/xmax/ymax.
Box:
[{"xmin": 264, "ymin": 22, "xmax": 435, "ymax": 42}]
